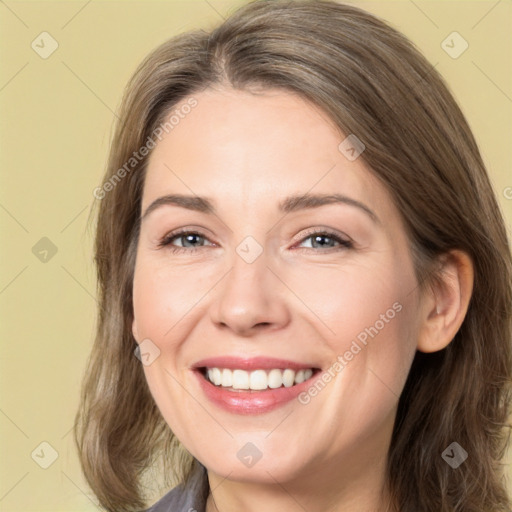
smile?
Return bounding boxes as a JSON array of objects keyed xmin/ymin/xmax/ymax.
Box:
[
  {"xmin": 192, "ymin": 356, "xmax": 322, "ymax": 414},
  {"xmin": 203, "ymin": 367, "xmax": 315, "ymax": 390}
]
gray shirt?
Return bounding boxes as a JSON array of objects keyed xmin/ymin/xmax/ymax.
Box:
[{"xmin": 144, "ymin": 460, "xmax": 209, "ymax": 512}]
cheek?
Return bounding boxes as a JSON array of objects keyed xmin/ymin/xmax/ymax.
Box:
[
  {"xmin": 284, "ymin": 256, "xmax": 414, "ymax": 348},
  {"xmin": 132, "ymin": 257, "xmax": 203, "ymax": 344},
  {"xmin": 287, "ymin": 254, "xmax": 418, "ymax": 396},
  {"xmin": 132, "ymin": 260, "xmax": 209, "ymax": 443},
  {"xmin": 292, "ymin": 260, "xmax": 418, "ymax": 441}
]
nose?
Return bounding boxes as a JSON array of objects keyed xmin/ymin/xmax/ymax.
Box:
[{"xmin": 208, "ymin": 249, "xmax": 291, "ymax": 337}]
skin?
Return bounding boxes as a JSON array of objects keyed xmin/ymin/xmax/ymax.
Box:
[{"xmin": 132, "ymin": 86, "xmax": 474, "ymax": 512}]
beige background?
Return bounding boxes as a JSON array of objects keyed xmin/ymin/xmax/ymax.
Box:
[{"xmin": 1, "ymin": 1, "xmax": 511, "ymax": 510}]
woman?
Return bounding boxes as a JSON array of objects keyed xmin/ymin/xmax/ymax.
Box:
[{"xmin": 74, "ymin": 1, "xmax": 512, "ymax": 511}]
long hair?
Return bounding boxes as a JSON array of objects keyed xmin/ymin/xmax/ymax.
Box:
[{"xmin": 74, "ymin": 1, "xmax": 512, "ymax": 510}]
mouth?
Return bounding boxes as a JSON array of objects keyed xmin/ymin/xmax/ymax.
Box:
[
  {"xmin": 198, "ymin": 366, "xmax": 319, "ymax": 391},
  {"xmin": 191, "ymin": 356, "xmax": 323, "ymax": 414}
]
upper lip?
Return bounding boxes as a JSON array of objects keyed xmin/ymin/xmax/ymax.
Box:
[{"xmin": 192, "ymin": 356, "xmax": 321, "ymax": 371}]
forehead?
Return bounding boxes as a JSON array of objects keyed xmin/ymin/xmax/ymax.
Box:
[{"xmin": 142, "ymin": 87, "xmax": 391, "ymax": 219}]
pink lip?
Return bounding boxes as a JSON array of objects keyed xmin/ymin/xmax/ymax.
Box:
[
  {"xmin": 192, "ymin": 356, "xmax": 318, "ymax": 371},
  {"xmin": 191, "ymin": 357, "xmax": 322, "ymax": 415}
]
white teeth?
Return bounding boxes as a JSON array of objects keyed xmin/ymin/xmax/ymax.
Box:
[
  {"xmin": 205, "ymin": 367, "xmax": 316, "ymax": 390},
  {"xmin": 249, "ymin": 369, "xmax": 268, "ymax": 390},
  {"xmin": 267, "ymin": 368, "xmax": 283, "ymax": 389},
  {"xmin": 282, "ymin": 368, "xmax": 295, "ymax": 387},
  {"xmin": 221, "ymin": 368, "xmax": 232, "ymax": 387},
  {"xmin": 294, "ymin": 369, "xmax": 305, "ymax": 384},
  {"xmin": 211, "ymin": 367, "xmax": 222, "ymax": 386},
  {"xmin": 232, "ymin": 369, "xmax": 249, "ymax": 389}
]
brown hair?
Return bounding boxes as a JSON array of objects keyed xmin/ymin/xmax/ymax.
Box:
[{"xmin": 74, "ymin": 1, "xmax": 512, "ymax": 510}]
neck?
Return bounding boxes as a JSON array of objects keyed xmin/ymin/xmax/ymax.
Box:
[{"xmin": 205, "ymin": 448, "xmax": 395, "ymax": 512}]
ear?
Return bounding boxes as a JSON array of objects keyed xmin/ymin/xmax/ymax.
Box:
[
  {"xmin": 132, "ymin": 318, "xmax": 140, "ymax": 344},
  {"xmin": 417, "ymin": 250, "xmax": 474, "ymax": 353}
]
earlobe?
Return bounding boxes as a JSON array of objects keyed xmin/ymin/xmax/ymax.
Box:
[{"xmin": 417, "ymin": 250, "xmax": 474, "ymax": 353}]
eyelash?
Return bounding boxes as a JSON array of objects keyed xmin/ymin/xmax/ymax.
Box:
[{"xmin": 156, "ymin": 228, "xmax": 353, "ymax": 254}]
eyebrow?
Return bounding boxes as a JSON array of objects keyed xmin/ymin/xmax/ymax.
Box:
[{"xmin": 141, "ymin": 193, "xmax": 378, "ymax": 223}]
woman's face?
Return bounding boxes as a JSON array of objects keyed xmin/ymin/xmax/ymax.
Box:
[{"xmin": 132, "ymin": 86, "xmax": 422, "ymax": 484}]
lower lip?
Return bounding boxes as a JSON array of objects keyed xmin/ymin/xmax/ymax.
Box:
[{"xmin": 193, "ymin": 369, "xmax": 319, "ymax": 415}]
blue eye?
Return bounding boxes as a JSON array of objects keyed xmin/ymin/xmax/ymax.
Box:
[
  {"xmin": 157, "ymin": 229, "xmax": 353, "ymax": 253},
  {"xmin": 157, "ymin": 230, "xmax": 211, "ymax": 252},
  {"xmin": 296, "ymin": 231, "xmax": 353, "ymax": 250}
]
